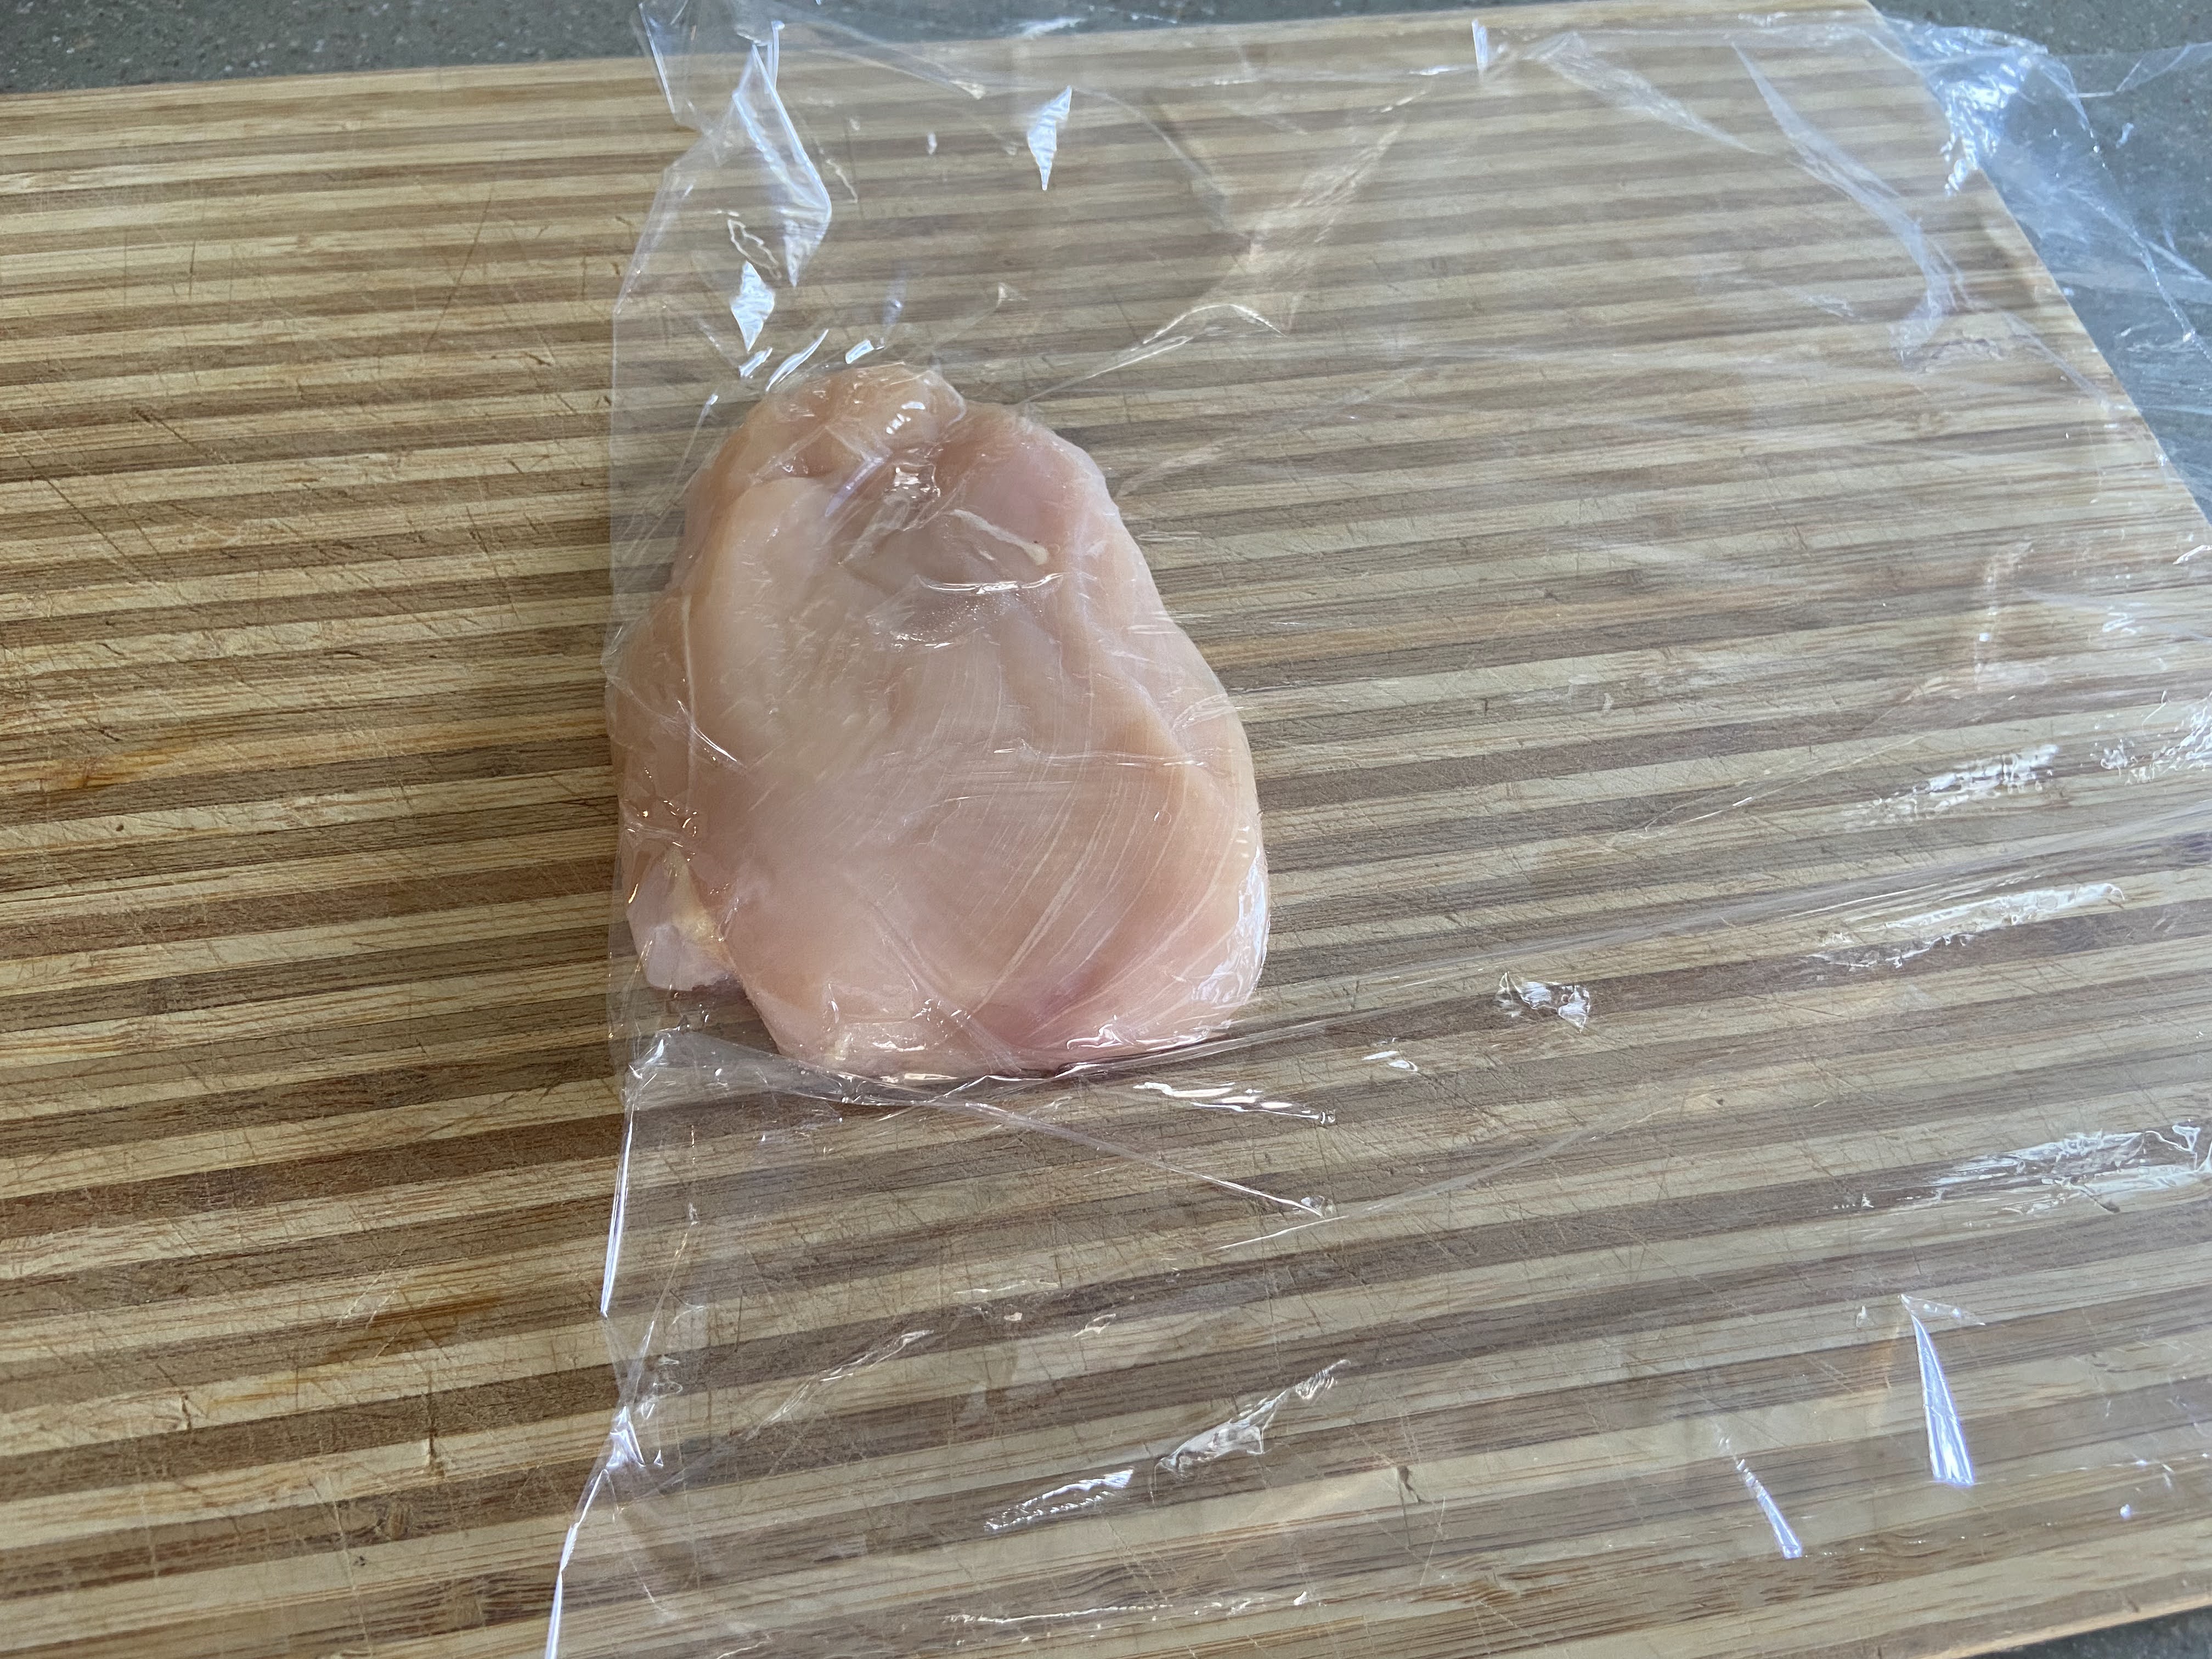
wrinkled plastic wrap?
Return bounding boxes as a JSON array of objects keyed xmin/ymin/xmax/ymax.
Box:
[{"xmin": 552, "ymin": 5, "xmax": 2212, "ymax": 1654}]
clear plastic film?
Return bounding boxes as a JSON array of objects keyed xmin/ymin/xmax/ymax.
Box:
[{"xmin": 553, "ymin": 5, "xmax": 2212, "ymax": 1654}]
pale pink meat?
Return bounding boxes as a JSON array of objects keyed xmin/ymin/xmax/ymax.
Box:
[{"xmin": 610, "ymin": 365, "xmax": 1267, "ymax": 1078}]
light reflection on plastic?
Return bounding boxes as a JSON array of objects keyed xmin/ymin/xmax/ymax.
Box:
[
  {"xmin": 1928, "ymin": 1125, "xmax": 2209, "ymax": 1214},
  {"xmin": 765, "ymin": 329, "xmax": 830, "ymax": 390},
  {"xmin": 1817, "ymin": 882, "xmax": 2120, "ymax": 971},
  {"xmin": 1471, "ymin": 20, "xmax": 1496, "ymax": 72},
  {"xmin": 726, "ymin": 33, "xmax": 832, "ymax": 281},
  {"xmin": 1734, "ymin": 1458, "xmax": 1805, "ymax": 1559},
  {"xmin": 946, "ymin": 1603, "xmax": 1166, "ymax": 1628},
  {"xmin": 1027, "ymin": 87, "xmax": 1074, "ymax": 189},
  {"xmin": 984, "ymin": 1467, "xmax": 1135, "ymax": 1532},
  {"xmin": 1159, "ymin": 1361, "xmax": 1345, "ymax": 1475},
  {"xmin": 605, "ymin": 1406, "xmax": 645, "ymax": 1472},
  {"xmin": 599, "ymin": 1110, "xmax": 636, "ymax": 1317},
  {"xmin": 730, "ymin": 260, "xmax": 775, "ymax": 349},
  {"xmin": 1872, "ymin": 743, "xmax": 2058, "ymax": 821},
  {"xmin": 1134, "ymin": 1079, "xmax": 1333, "ymax": 1121},
  {"xmin": 819, "ymin": 1327, "xmax": 933, "ymax": 1382},
  {"xmin": 1497, "ymin": 972, "xmax": 1592, "ymax": 1030},
  {"xmin": 1909, "ymin": 1310, "xmax": 1977, "ymax": 1487}
]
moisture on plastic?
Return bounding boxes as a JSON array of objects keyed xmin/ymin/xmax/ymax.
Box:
[
  {"xmin": 610, "ymin": 363, "xmax": 1266, "ymax": 1078},
  {"xmin": 552, "ymin": 4, "xmax": 2212, "ymax": 1656}
]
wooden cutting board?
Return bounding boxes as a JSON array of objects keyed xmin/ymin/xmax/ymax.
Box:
[{"xmin": 6, "ymin": 1, "xmax": 2212, "ymax": 1655}]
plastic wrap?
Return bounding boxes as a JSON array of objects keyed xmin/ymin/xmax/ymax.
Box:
[{"xmin": 552, "ymin": 4, "xmax": 2212, "ymax": 1654}]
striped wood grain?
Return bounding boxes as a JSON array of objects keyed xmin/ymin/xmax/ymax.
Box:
[
  {"xmin": 2, "ymin": 47, "xmax": 680, "ymax": 1659},
  {"xmin": 5, "ymin": 1, "xmax": 2212, "ymax": 1657}
]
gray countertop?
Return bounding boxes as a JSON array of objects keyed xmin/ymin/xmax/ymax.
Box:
[
  {"xmin": 3, "ymin": 2, "xmax": 2208, "ymax": 1656},
  {"xmin": 2, "ymin": 0, "xmax": 2207, "ymax": 87}
]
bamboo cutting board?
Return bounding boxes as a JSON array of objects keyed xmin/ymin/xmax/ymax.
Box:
[{"xmin": 7, "ymin": 2, "xmax": 2212, "ymax": 1656}]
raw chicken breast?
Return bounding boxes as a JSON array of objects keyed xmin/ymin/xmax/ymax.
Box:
[{"xmin": 610, "ymin": 365, "xmax": 1267, "ymax": 1078}]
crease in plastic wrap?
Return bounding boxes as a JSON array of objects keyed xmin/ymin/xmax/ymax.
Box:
[{"xmin": 552, "ymin": 5, "xmax": 2212, "ymax": 1654}]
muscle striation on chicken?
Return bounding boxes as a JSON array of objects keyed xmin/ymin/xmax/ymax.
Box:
[{"xmin": 610, "ymin": 364, "xmax": 1267, "ymax": 1078}]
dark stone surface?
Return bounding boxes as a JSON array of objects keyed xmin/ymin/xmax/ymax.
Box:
[{"xmin": 1, "ymin": 0, "xmax": 2206, "ymax": 91}]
